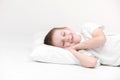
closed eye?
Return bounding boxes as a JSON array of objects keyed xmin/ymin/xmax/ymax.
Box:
[
  {"xmin": 63, "ymin": 32, "xmax": 65, "ymax": 37},
  {"xmin": 62, "ymin": 41, "xmax": 65, "ymax": 47}
]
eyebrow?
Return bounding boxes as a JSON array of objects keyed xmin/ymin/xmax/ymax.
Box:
[{"xmin": 60, "ymin": 31, "xmax": 64, "ymax": 47}]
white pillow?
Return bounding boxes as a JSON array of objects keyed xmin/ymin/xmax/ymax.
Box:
[
  {"xmin": 30, "ymin": 44, "xmax": 80, "ymax": 65},
  {"xmin": 33, "ymin": 31, "xmax": 48, "ymax": 47}
]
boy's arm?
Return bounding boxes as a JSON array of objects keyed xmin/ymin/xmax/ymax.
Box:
[
  {"xmin": 74, "ymin": 28, "xmax": 106, "ymax": 50},
  {"xmin": 66, "ymin": 48, "xmax": 97, "ymax": 68}
]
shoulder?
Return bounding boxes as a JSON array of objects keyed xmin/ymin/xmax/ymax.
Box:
[
  {"xmin": 81, "ymin": 22, "xmax": 104, "ymax": 34},
  {"xmin": 82, "ymin": 22, "xmax": 104, "ymax": 28}
]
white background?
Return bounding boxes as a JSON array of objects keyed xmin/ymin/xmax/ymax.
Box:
[
  {"xmin": 0, "ymin": 0, "xmax": 120, "ymax": 48},
  {"xmin": 0, "ymin": 0, "xmax": 120, "ymax": 62},
  {"xmin": 0, "ymin": 0, "xmax": 120, "ymax": 52},
  {"xmin": 0, "ymin": 0, "xmax": 120, "ymax": 80},
  {"xmin": 0, "ymin": 0, "xmax": 120, "ymax": 31}
]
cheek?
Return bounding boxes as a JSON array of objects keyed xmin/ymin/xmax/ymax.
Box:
[
  {"xmin": 65, "ymin": 42, "xmax": 76, "ymax": 48},
  {"xmin": 73, "ymin": 36, "xmax": 80, "ymax": 44}
]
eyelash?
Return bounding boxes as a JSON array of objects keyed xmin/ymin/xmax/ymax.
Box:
[
  {"xmin": 62, "ymin": 41, "xmax": 64, "ymax": 46},
  {"xmin": 63, "ymin": 32, "xmax": 65, "ymax": 37},
  {"xmin": 62, "ymin": 32, "xmax": 65, "ymax": 46}
]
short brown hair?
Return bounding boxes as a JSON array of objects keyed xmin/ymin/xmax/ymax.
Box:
[{"xmin": 44, "ymin": 27, "xmax": 64, "ymax": 46}]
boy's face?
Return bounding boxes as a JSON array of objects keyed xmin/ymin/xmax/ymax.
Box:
[{"xmin": 52, "ymin": 27, "xmax": 81, "ymax": 48}]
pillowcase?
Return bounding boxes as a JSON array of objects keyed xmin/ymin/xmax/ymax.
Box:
[
  {"xmin": 33, "ymin": 31, "xmax": 48, "ymax": 47},
  {"xmin": 30, "ymin": 44, "xmax": 80, "ymax": 65}
]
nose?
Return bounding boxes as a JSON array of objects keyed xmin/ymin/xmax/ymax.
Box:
[{"xmin": 64, "ymin": 37, "xmax": 69, "ymax": 42}]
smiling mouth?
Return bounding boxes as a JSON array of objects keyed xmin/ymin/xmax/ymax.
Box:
[{"xmin": 71, "ymin": 33, "xmax": 73, "ymax": 43}]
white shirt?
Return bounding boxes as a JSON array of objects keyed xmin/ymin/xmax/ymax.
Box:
[{"xmin": 79, "ymin": 23, "xmax": 120, "ymax": 66}]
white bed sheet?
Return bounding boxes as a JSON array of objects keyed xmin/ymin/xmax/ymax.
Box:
[
  {"xmin": 0, "ymin": 34, "xmax": 120, "ymax": 80},
  {"xmin": 1, "ymin": 48, "xmax": 120, "ymax": 80}
]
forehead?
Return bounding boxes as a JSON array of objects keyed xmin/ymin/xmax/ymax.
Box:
[{"xmin": 52, "ymin": 29, "xmax": 63, "ymax": 47}]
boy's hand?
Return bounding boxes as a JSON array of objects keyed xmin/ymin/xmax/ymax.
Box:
[
  {"xmin": 65, "ymin": 43, "xmax": 83, "ymax": 52},
  {"xmin": 65, "ymin": 47, "xmax": 73, "ymax": 51},
  {"xmin": 68, "ymin": 44, "xmax": 81, "ymax": 51},
  {"xmin": 65, "ymin": 47, "xmax": 77, "ymax": 54},
  {"xmin": 65, "ymin": 45, "xmax": 79, "ymax": 52}
]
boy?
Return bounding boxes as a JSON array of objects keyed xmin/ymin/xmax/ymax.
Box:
[{"xmin": 44, "ymin": 23, "xmax": 120, "ymax": 68}]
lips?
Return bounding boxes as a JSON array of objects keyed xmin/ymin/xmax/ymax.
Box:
[{"xmin": 70, "ymin": 33, "xmax": 73, "ymax": 43}]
